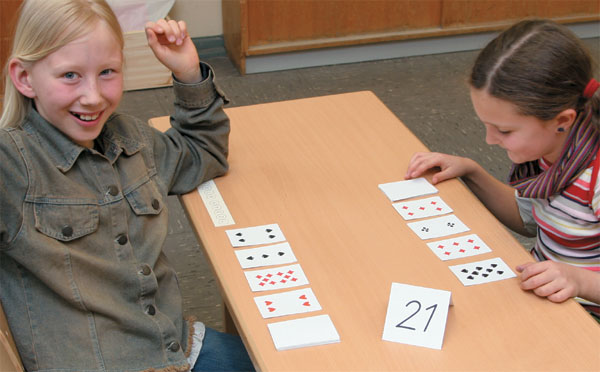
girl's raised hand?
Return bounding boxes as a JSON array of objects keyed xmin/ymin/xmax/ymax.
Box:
[
  {"xmin": 405, "ymin": 152, "xmax": 474, "ymax": 184},
  {"xmin": 145, "ymin": 19, "xmax": 201, "ymax": 84}
]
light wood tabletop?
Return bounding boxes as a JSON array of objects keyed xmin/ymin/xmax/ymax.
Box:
[{"xmin": 150, "ymin": 91, "xmax": 600, "ymax": 371}]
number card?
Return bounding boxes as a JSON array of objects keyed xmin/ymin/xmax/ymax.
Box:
[{"xmin": 382, "ymin": 283, "xmax": 452, "ymax": 350}]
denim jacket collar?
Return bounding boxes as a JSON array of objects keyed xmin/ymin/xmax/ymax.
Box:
[{"xmin": 22, "ymin": 108, "xmax": 144, "ymax": 172}]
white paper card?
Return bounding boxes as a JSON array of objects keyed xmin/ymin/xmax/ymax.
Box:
[
  {"xmin": 407, "ymin": 214, "xmax": 470, "ymax": 240},
  {"xmin": 267, "ymin": 314, "xmax": 340, "ymax": 351},
  {"xmin": 382, "ymin": 283, "xmax": 452, "ymax": 350},
  {"xmin": 449, "ymin": 257, "xmax": 516, "ymax": 286},
  {"xmin": 426, "ymin": 234, "xmax": 492, "ymax": 261},
  {"xmin": 393, "ymin": 196, "xmax": 453, "ymax": 220},
  {"xmin": 244, "ymin": 263, "xmax": 309, "ymax": 292},
  {"xmin": 197, "ymin": 180, "xmax": 234, "ymax": 227},
  {"xmin": 234, "ymin": 242, "xmax": 297, "ymax": 269},
  {"xmin": 225, "ymin": 223, "xmax": 286, "ymax": 247},
  {"xmin": 378, "ymin": 178, "xmax": 438, "ymax": 202},
  {"xmin": 254, "ymin": 288, "xmax": 322, "ymax": 319}
]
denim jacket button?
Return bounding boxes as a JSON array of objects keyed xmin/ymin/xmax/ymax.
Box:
[
  {"xmin": 61, "ymin": 225, "xmax": 73, "ymax": 237},
  {"xmin": 116, "ymin": 234, "xmax": 128, "ymax": 245},
  {"xmin": 167, "ymin": 341, "xmax": 180, "ymax": 352},
  {"xmin": 140, "ymin": 264, "xmax": 152, "ymax": 276},
  {"xmin": 108, "ymin": 185, "xmax": 119, "ymax": 196},
  {"xmin": 151, "ymin": 199, "xmax": 160, "ymax": 210},
  {"xmin": 146, "ymin": 305, "xmax": 156, "ymax": 316}
]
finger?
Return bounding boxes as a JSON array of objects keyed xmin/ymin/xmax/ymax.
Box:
[
  {"xmin": 546, "ymin": 288, "xmax": 573, "ymax": 303},
  {"xmin": 177, "ymin": 20, "xmax": 188, "ymax": 43},
  {"xmin": 518, "ymin": 261, "xmax": 548, "ymax": 282},
  {"xmin": 160, "ymin": 19, "xmax": 188, "ymax": 45},
  {"xmin": 430, "ymin": 168, "xmax": 455, "ymax": 184},
  {"xmin": 405, "ymin": 154, "xmax": 439, "ymax": 179},
  {"xmin": 519, "ymin": 266, "xmax": 555, "ymax": 292},
  {"xmin": 516, "ymin": 261, "xmax": 535, "ymax": 273},
  {"xmin": 148, "ymin": 19, "xmax": 167, "ymax": 35}
]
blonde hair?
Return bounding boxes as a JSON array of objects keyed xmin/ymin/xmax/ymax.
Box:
[{"xmin": 0, "ymin": 0, "xmax": 124, "ymax": 128}]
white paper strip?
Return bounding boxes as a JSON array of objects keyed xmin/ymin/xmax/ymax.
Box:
[{"xmin": 197, "ymin": 180, "xmax": 234, "ymax": 227}]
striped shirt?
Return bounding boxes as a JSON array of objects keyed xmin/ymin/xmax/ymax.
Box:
[{"xmin": 516, "ymin": 152, "xmax": 600, "ymax": 313}]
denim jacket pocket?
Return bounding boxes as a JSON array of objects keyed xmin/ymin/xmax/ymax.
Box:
[
  {"xmin": 34, "ymin": 203, "xmax": 99, "ymax": 241},
  {"xmin": 124, "ymin": 179, "xmax": 164, "ymax": 216}
]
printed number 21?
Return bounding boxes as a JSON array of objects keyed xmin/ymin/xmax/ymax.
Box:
[{"xmin": 396, "ymin": 300, "xmax": 437, "ymax": 332}]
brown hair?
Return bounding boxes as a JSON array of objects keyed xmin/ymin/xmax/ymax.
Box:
[{"xmin": 470, "ymin": 19, "xmax": 598, "ymax": 123}]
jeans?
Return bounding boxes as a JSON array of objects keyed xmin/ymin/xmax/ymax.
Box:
[{"xmin": 192, "ymin": 327, "xmax": 255, "ymax": 372}]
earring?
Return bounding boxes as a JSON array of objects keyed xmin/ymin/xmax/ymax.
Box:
[{"xmin": 557, "ymin": 127, "xmax": 565, "ymax": 133}]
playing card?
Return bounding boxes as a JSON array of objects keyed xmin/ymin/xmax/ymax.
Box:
[
  {"xmin": 393, "ymin": 196, "xmax": 453, "ymax": 220},
  {"xmin": 225, "ymin": 223, "xmax": 286, "ymax": 247},
  {"xmin": 449, "ymin": 257, "xmax": 516, "ymax": 286},
  {"xmin": 244, "ymin": 264, "xmax": 309, "ymax": 292},
  {"xmin": 378, "ymin": 177, "xmax": 438, "ymax": 202},
  {"xmin": 267, "ymin": 314, "xmax": 340, "ymax": 351},
  {"xmin": 407, "ymin": 214, "xmax": 469, "ymax": 240},
  {"xmin": 426, "ymin": 234, "xmax": 492, "ymax": 261},
  {"xmin": 234, "ymin": 242, "xmax": 297, "ymax": 269},
  {"xmin": 254, "ymin": 288, "xmax": 322, "ymax": 319}
]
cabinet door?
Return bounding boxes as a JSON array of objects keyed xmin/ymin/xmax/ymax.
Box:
[
  {"xmin": 1, "ymin": 0, "xmax": 23, "ymax": 104},
  {"xmin": 441, "ymin": 0, "xmax": 599, "ymax": 27}
]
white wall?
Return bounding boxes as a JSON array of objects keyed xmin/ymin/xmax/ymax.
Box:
[{"xmin": 169, "ymin": 0, "xmax": 223, "ymax": 38}]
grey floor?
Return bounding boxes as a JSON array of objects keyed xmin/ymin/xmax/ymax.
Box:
[{"xmin": 119, "ymin": 38, "xmax": 599, "ymax": 331}]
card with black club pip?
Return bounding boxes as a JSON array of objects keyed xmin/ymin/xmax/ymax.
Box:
[
  {"xmin": 225, "ymin": 223, "xmax": 286, "ymax": 247},
  {"xmin": 234, "ymin": 242, "xmax": 297, "ymax": 269},
  {"xmin": 254, "ymin": 288, "xmax": 322, "ymax": 319},
  {"xmin": 407, "ymin": 214, "xmax": 470, "ymax": 240},
  {"xmin": 448, "ymin": 257, "xmax": 516, "ymax": 286},
  {"xmin": 244, "ymin": 263, "xmax": 309, "ymax": 292},
  {"xmin": 426, "ymin": 234, "xmax": 492, "ymax": 261},
  {"xmin": 393, "ymin": 196, "xmax": 453, "ymax": 220}
]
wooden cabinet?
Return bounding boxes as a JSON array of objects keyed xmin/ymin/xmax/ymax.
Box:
[
  {"xmin": 1, "ymin": 0, "xmax": 23, "ymax": 109},
  {"xmin": 223, "ymin": 0, "xmax": 599, "ymax": 74}
]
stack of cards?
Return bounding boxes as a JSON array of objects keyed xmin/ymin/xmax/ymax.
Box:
[
  {"xmin": 225, "ymin": 223, "xmax": 340, "ymax": 351},
  {"xmin": 378, "ymin": 177, "xmax": 516, "ymax": 287}
]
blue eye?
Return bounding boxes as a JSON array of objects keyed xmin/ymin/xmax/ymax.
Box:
[
  {"xmin": 100, "ymin": 69, "xmax": 113, "ymax": 76},
  {"xmin": 64, "ymin": 72, "xmax": 77, "ymax": 79}
]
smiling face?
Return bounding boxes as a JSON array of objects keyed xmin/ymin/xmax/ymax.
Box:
[
  {"xmin": 469, "ymin": 87, "xmax": 569, "ymax": 164},
  {"xmin": 24, "ymin": 20, "xmax": 123, "ymax": 148}
]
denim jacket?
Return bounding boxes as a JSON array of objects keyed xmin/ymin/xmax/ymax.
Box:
[{"xmin": 0, "ymin": 63, "xmax": 229, "ymax": 372}]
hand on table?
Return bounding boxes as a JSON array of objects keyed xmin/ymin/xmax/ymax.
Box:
[
  {"xmin": 405, "ymin": 152, "xmax": 475, "ymax": 184},
  {"xmin": 517, "ymin": 261, "xmax": 589, "ymax": 303}
]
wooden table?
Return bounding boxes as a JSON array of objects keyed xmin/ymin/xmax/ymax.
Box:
[{"xmin": 150, "ymin": 91, "xmax": 600, "ymax": 371}]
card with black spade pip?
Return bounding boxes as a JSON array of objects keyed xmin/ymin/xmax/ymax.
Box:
[
  {"xmin": 225, "ymin": 223, "xmax": 286, "ymax": 247},
  {"xmin": 449, "ymin": 257, "xmax": 516, "ymax": 286},
  {"xmin": 234, "ymin": 242, "xmax": 297, "ymax": 269},
  {"xmin": 254, "ymin": 288, "xmax": 322, "ymax": 319},
  {"xmin": 407, "ymin": 214, "xmax": 470, "ymax": 240}
]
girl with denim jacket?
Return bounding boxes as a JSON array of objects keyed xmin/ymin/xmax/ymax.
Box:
[{"xmin": 0, "ymin": 0, "xmax": 253, "ymax": 370}]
